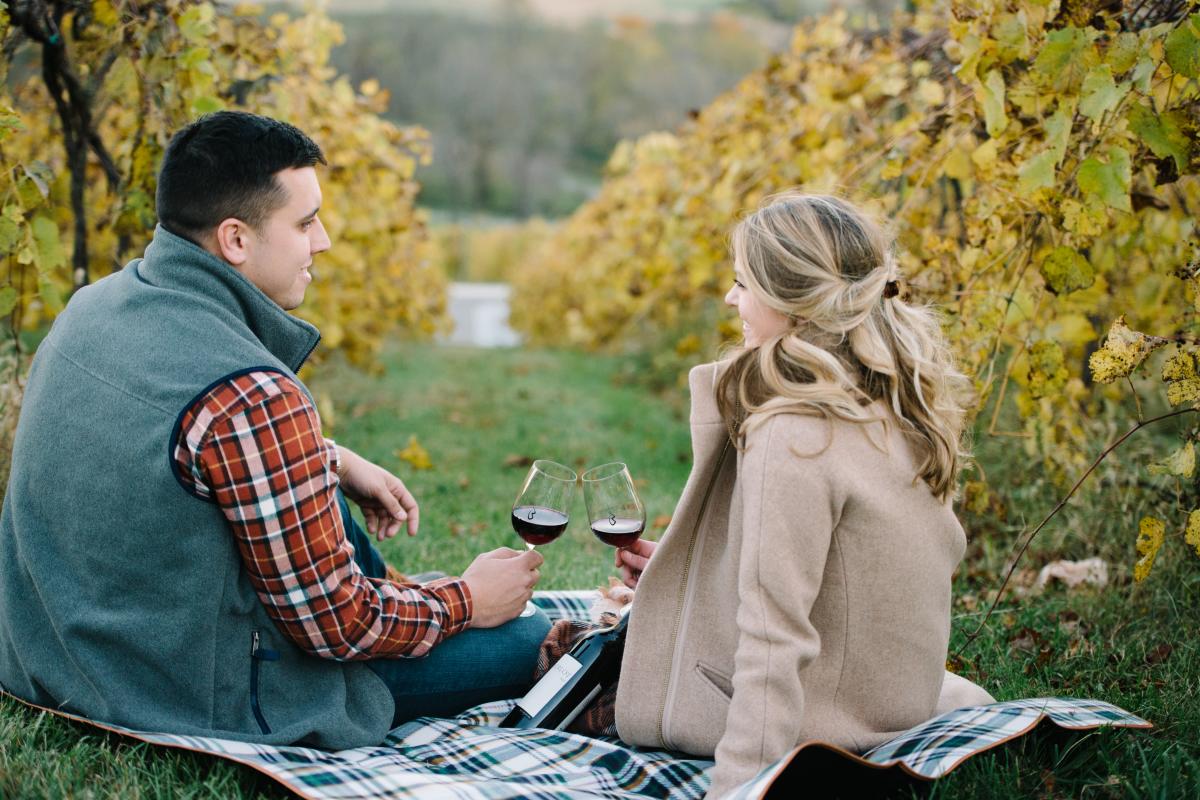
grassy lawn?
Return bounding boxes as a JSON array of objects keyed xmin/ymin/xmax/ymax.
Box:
[{"xmin": 1, "ymin": 342, "xmax": 1197, "ymax": 798}]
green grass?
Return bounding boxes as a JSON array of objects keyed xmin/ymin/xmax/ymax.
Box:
[{"xmin": 1, "ymin": 342, "xmax": 1197, "ymax": 798}]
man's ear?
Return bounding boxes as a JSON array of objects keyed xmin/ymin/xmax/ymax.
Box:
[{"xmin": 213, "ymin": 218, "xmax": 253, "ymax": 266}]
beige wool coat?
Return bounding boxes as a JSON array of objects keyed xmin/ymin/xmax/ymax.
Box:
[{"xmin": 614, "ymin": 362, "xmax": 994, "ymax": 798}]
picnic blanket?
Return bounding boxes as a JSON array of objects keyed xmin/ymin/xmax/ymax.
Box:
[{"xmin": 3, "ymin": 591, "xmax": 1152, "ymax": 799}]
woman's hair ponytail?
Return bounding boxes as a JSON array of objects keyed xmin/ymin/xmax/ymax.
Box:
[{"xmin": 716, "ymin": 193, "xmax": 972, "ymax": 501}]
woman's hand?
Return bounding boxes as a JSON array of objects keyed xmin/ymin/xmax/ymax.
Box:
[
  {"xmin": 614, "ymin": 539, "xmax": 657, "ymax": 589},
  {"xmin": 336, "ymin": 445, "xmax": 419, "ymax": 540}
]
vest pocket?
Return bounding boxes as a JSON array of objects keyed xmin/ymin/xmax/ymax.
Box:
[
  {"xmin": 694, "ymin": 660, "xmax": 734, "ymax": 702},
  {"xmin": 250, "ymin": 630, "xmax": 280, "ymax": 734}
]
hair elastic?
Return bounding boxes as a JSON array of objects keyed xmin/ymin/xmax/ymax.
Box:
[{"xmin": 882, "ymin": 280, "xmax": 900, "ymax": 299}]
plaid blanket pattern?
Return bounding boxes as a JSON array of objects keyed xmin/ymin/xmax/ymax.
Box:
[
  {"xmin": 725, "ymin": 697, "xmax": 1151, "ymax": 799},
  {"xmin": 2, "ymin": 591, "xmax": 1153, "ymax": 800}
]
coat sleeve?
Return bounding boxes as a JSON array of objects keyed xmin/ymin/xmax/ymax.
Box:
[{"xmin": 706, "ymin": 417, "xmax": 841, "ymax": 798}]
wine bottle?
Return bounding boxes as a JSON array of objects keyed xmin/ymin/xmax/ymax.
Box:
[{"xmin": 500, "ymin": 613, "xmax": 628, "ymax": 730}]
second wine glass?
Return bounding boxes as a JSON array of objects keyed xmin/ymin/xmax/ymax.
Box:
[{"xmin": 582, "ymin": 462, "xmax": 645, "ymax": 550}]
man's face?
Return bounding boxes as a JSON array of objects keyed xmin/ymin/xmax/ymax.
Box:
[{"xmin": 239, "ymin": 167, "xmax": 331, "ymax": 310}]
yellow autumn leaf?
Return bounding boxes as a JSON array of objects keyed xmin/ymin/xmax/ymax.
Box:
[
  {"xmin": 1027, "ymin": 341, "xmax": 1069, "ymax": 399},
  {"xmin": 1088, "ymin": 316, "xmax": 1167, "ymax": 384},
  {"xmin": 1162, "ymin": 350, "xmax": 1200, "ymax": 406},
  {"xmin": 396, "ymin": 435, "xmax": 433, "ymax": 470},
  {"xmin": 1186, "ymin": 510, "xmax": 1200, "ymax": 559},
  {"xmin": 1134, "ymin": 516, "xmax": 1165, "ymax": 582},
  {"xmin": 1147, "ymin": 442, "xmax": 1195, "ymax": 478}
]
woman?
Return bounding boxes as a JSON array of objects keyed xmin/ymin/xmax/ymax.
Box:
[{"xmin": 613, "ymin": 193, "xmax": 994, "ymax": 798}]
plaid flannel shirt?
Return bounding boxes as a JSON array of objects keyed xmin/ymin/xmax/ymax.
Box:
[{"xmin": 174, "ymin": 370, "xmax": 472, "ymax": 660}]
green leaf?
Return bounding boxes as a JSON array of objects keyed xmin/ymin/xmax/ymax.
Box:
[
  {"xmin": 16, "ymin": 177, "xmax": 44, "ymax": 209},
  {"xmin": 32, "ymin": 215, "xmax": 64, "ymax": 270},
  {"xmin": 980, "ymin": 69, "xmax": 1008, "ymax": 138},
  {"xmin": 0, "ymin": 216, "xmax": 21, "ymax": 255},
  {"xmin": 1079, "ymin": 65, "xmax": 1127, "ymax": 121},
  {"xmin": 190, "ymin": 95, "xmax": 224, "ymax": 114},
  {"xmin": 38, "ymin": 278, "xmax": 63, "ymax": 313},
  {"xmin": 0, "ymin": 105, "xmax": 22, "ymax": 143},
  {"xmin": 1148, "ymin": 442, "xmax": 1195, "ymax": 478},
  {"xmin": 1131, "ymin": 56, "xmax": 1156, "ymax": 93},
  {"xmin": 993, "ymin": 11, "xmax": 1031, "ymax": 62},
  {"xmin": 1040, "ymin": 246, "xmax": 1095, "ymax": 295},
  {"xmin": 178, "ymin": 3, "xmax": 216, "ymax": 43},
  {"xmin": 1044, "ymin": 109, "xmax": 1071, "ymax": 162},
  {"xmin": 1164, "ymin": 14, "xmax": 1200, "ymax": 79},
  {"xmin": 1018, "ymin": 150, "xmax": 1057, "ymax": 192},
  {"xmin": 180, "ymin": 47, "xmax": 211, "ymax": 70},
  {"xmin": 0, "ymin": 287, "xmax": 17, "ymax": 317},
  {"xmin": 1077, "ymin": 147, "xmax": 1131, "ymax": 212},
  {"xmin": 1032, "ymin": 27, "xmax": 1099, "ymax": 91},
  {"xmin": 1128, "ymin": 103, "xmax": 1192, "ymax": 172},
  {"xmin": 22, "ymin": 162, "xmax": 51, "ymax": 200},
  {"xmin": 1105, "ymin": 31, "xmax": 1140, "ymax": 74}
]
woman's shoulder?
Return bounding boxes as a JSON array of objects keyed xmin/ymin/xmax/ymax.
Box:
[{"xmin": 743, "ymin": 406, "xmax": 891, "ymax": 464}]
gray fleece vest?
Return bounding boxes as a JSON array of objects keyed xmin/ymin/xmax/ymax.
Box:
[{"xmin": 0, "ymin": 226, "xmax": 393, "ymax": 747}]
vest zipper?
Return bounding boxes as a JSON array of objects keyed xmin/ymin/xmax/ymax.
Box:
[
  {"xmin": 250, "ymin": 630, "xmax": 280, "ymax": 735},
  {"xmin": 656, "ymin": 437, "xmax": 731, "ymax": 749}
]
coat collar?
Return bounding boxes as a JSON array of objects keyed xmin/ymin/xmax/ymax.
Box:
[{"xmin": 136, "ymin": 225, "xmax": 321, "ymax": 373}]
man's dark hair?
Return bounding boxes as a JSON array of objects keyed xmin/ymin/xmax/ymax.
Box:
[{"xmin": 156, "ymin": 111, "xmax": 326, "ymax": 240}]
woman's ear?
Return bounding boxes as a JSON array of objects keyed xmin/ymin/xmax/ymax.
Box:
[{"xmin": 213, "ymin": 218, "xmax": 251, "ymax": 266}]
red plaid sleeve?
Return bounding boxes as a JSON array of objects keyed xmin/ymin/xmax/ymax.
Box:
[{"xmin": 174, "ymin": 370, "xmax": 472, "ymax": 660}]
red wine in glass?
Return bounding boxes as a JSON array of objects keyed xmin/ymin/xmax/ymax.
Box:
[
  {"xmin": 511, "ymin": 460, "xmax": 577, "ymax": 551},
  {"xmin": 512, "ymin": 505, "xmax": 570, "ymax": 547},
  {"xmin": 582, "ymin": 462, "xmax": 645, "ymax": 551},
  {"xmin": 589, "ymin": 516, "xmax": 644, "ymax": 549}
]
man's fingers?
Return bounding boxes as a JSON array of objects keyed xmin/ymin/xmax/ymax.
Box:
[
  {"xmin": 521, "ymin": 548, "xmax": 545, "ymax": 568},
  {"xmin": 406, "ymin": 502, "xmax": 419, "ymax": 537},
  {"xmin": 490, "ymin": 546, "xmax": 522, "ymax": 558},
  {"xmin": 390, "ymin": 477, "xmax": 420, "ymax": 536}
]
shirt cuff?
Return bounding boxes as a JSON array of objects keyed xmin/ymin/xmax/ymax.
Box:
[
  {"xmin": 424, "ymin": 577, "xmax": 474, "ymax": 635},
  {"xmin": 324, "ymin": 437, "xmax": 343, "ymax": 479}
]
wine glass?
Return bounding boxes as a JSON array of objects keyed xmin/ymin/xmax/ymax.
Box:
[
  {"xmin": 582, "ymin": 462, "xmax": 645, "ymax": 551},
  {"xmin": 511, "ymin": 459, "xmax": 577, "ymax": 550}
]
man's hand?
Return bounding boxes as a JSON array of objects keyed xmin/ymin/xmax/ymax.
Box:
[
  {"xmin": 336, "ymin": 445, "xmax": 419, "ymax": 540},
  {"xmin": 462, "ymin": 547, "xmax": 543, "ymax": 628},
  {"xmin": 614, "ymin": 539, "xmax": 657, "ymax": 589}
]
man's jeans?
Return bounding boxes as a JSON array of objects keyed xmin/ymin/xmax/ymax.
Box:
[{"xmin": 336, "ymin": 492, "xmax": 551, "ymax": 726}]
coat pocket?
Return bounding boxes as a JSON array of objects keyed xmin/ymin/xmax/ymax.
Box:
[
  {"xmin": 250, "ymin": 630, "xmax": 280, "ymax": 734},
  {"xmin": 694, "ymin": 660, "xmax": 734, "ymax": 703}
]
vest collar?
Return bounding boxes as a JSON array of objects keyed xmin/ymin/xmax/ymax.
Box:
[{"xmin": 137, "ymin": 225, "xmax": 321, "ymax": 373}]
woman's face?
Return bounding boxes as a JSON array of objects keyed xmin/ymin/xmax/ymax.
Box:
[{"xmin": 724, "ymin": 263, "xmax": 790, "ymax": 348}]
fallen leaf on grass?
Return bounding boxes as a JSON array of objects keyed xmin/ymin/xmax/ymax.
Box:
[
  {"xmin": 1010, "ymin": 626, "xmax": 1044, "ymax": 655},
  {"xmin": 1035, "ymin": 557, "xmax": 1109, "ymax": 592},
  {"xmin": 396, "ymin": 435, "xmax": 433, "ymax": 470},
  {"xmin": 502, "ymin": 454, "xmax": 534, "ymax": 468},
  {"xmin": 652, "ymin": 514, "xmax": 672, "ymax": 530},
  {"xmin": 1144, "ymin": 643, "xmax": 1173, "ymax": 666}
]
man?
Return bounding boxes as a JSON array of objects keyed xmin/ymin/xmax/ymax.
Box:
[{"xmin": 0, "ymin": 111, "xmax": 548, "ymax": 748}]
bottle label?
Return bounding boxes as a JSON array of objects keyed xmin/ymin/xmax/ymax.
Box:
[{"xmin": 517, "ymin": 654, "xmax": 583, "ymax": 718}]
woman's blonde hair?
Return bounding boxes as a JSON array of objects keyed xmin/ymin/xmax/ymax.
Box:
[{"xmin": 716, "ymin": 193, "xmax": 972, "ymax": 501}]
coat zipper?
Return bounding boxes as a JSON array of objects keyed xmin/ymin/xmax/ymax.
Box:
[
  {"xmin": 655, "ymin": 437, "xmax": 731, "ymax": 748},
  {"xmin": 250, "ymin": 630, "xmax": 280, "ymax": 735}
]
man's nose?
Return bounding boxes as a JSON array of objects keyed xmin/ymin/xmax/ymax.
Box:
[{"xmin": 312, "ymin": 217, "xmax": 331, "ymax": 254}]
